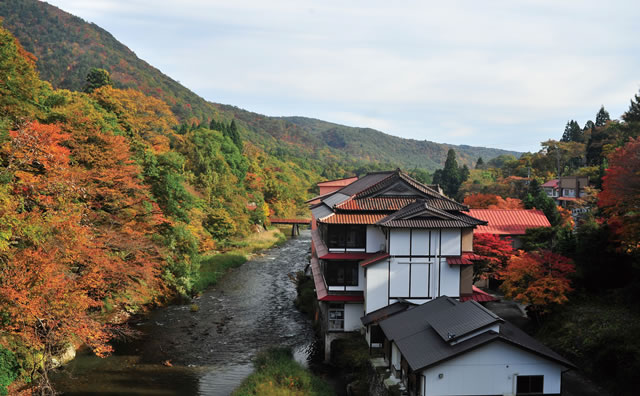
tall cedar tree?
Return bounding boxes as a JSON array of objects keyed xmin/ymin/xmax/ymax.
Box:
[
  {"xmin": 595, "ymin": 106, "xmax": 611, "ymax": 127},
  {"xmin": 622, "ymin": 90, "xmax": 640, "ymax": 123},
  {"xmin": 561, "ymin": 120, "xmax": 583, "ymax": 143}
]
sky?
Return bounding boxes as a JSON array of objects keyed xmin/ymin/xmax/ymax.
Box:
[{"xmin": 46, "ymin": 0, "xmax": 640, "ymax": 152}]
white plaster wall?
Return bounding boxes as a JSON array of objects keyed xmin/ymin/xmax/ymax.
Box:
[
  {"xmin": 439, "ymin": 261, "xmax": 460, "ymax": 297},
  {"xmin": 344, "ymin": 303, "xmax": 363, "ymax": 332},
  {"xmin": 430, "ymin": 230, "xmax": 440, "ymax": 256},
  {"xmin": 410, "ymin": 260, "xmax": 431, "ymax": 297},
  {"xmin": 390, "ymin": 229, "xmax": 411, "ymax": 255},
  {"xmin": 392, "ymin": 342, "xmax": 401, "ymax": 371},
  {"xmin": 365, "ymin": 261, "xmax": 389, "ymax": 314},
  {"xmin": 366, "ymin": 226, "xmax": 386, "ymax": 253},
  {"xmin": 411, "ymin": 230, "xmax": 430, "ymax": 255},
  {"xmin": 389, "ymin": 258, "xmax": 410, "ymax": 297},
  {"xmin": 421, "ymin": 341, "xmax": 565, "ymax": 396},
  {"xmin": 441, "ymin": 229, "xmax": 461, "ymax": 256}
]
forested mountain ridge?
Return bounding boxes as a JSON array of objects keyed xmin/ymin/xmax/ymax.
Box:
[{"xmin": 0, "ymin": 0, "xmax": 518, "ymax": 174}]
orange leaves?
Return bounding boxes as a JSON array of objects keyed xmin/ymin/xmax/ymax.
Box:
[
  {"xmin": 500, "ymin": 250, "xmax": 575, "ymax": 313},
  {"xmin": 463, "ymin": 193, "xmax": 524, "ymax": 209},
  {"xmin": 599, "ymin": 137, "xmax": 640, "ymax": 253},
  {"xmin": 472, "ymin": 233, "xmax": 514, "ymax": 281}
]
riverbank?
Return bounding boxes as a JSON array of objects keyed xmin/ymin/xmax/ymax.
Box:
[
  {"xmin": 232, "ymin": 347, "xmax": 333, "ymax": 396},
  {"xmin": 50, "ymin": 230, "xmax": 316, "ymax": 395},
  {"xmin": 195, "ymin": 227, "xmax": 288, "ymax": 292}
]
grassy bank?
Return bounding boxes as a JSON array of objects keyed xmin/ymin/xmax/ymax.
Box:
[
  {"xmin": 536, "ymin": 294, "xmax": 640, "ymax": 396},
  {"xmin": 195, "ymin": 228, "xmax": 287, "ymax": 292},
  {"xmin": 232, "ymin": 347, "xmax": 334, "ymax": 396}
]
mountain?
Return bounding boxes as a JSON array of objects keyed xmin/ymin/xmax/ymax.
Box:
[{"xmin": 0, "ymin": 0, "xmax": 519, "ymax": 173}]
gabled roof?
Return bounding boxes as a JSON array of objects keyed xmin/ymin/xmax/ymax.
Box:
[
  {"xmin": 378, "ymin": 297, "xmax": 574, "ymax": 372},
  {"xmin": 317, "ymin": 176, "xmax": 358, "ymax": 187},
  {"xmin": 541, "ymin": 179, "xmax": 559, "ymax": 188},
  {"xmin": 360, "ymin": 301, "xmax": 415, "ymax": 326},
  {"xmin": 375, "ymin": 200, "xmax": 486, "ymax": 229},
  {"xmin": 469, "ymin": 209, "xmax": 550, "ymax": 235}
]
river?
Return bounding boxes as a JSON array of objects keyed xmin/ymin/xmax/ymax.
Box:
[{"xmin": 52, "ymin": 230, "xmax": 320, "ymax": 395}]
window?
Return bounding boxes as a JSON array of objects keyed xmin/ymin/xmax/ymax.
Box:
[
  {"xmin": 327, "ymin": 224, "xmax": 366, "ymax": 249},
  {"xmin": 326, "ymin": 261, "xmax": 359, "ymax": 286},
  {"xmin": 328, "ymin": 303, "xmax": 344, "ymax": 331},
  {"xmin": 516, "ymin": 375, "xmax": 543, "ymax": 395},
  {"xmin": 563, "ymin": 188, "xmax": 575, "ymax": 197}
]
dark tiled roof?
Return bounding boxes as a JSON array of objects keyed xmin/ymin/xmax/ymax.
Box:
[
  {"xmin": 379, "ymin": 297, "xmax": 575, "ymax": 372},
  {"xmin": 429, "ymin": 300, "xmax": 501, "ymax": 343},
  {"xmin": 336, "ymin": 197, "xmax": 417, "ymax": 211},
  {"xmin": 380, "ymin": 296, "xmax": 459, "ymax": 341},
  {"xmin": 375, "ymin": 200, "xmax": 487, "ymax": 229},
  {"xmin": 361, "ymin": 301, "xmax": 415, "ymax": 326},
  {"xmin": 311, "ymin": 204, "xmax": 334, "ymax": 221}
]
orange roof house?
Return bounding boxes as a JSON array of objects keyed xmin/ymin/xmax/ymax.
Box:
[{"xmin": 468, "ymin": 209, "xmax": 551, "ymax": 248}]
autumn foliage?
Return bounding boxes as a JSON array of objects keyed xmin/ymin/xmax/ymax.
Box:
[
  {"xmin": 500, "ymin": 250, "xmax": 575, "ymax": 314},
  {"xmin": 472, "ymin": 233, "xmax": 515, "ymax": 282},
  {"xmin": 599, "ymin": 137, "xmax": 640, "ymax": 253},
  {"xmin": 463, "ymin": 193, "xmax": 524, "ymax": 209}
]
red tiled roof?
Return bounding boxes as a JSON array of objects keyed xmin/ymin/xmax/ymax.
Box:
[
  {"xmin": 463, "ymin": 252, "xmax": 482, "ymax": 261},
  {"xmin": 557, "ymin": 197, "xmax": 577, "ymax": 201},
  {"xmin": 460, "ymin": 286, "xmax": 499, "ymax": 303},
  {"xmin": 317, "ymin": 177, "xmax": 358, "ymax": 187},
  {"xmin": 317, "ymin": 213, "xmax": 387, "ymax": 224},
  {"xmin": 319, "ymin": 295, "xmax": 364, "ymax": 302},
  {"xmin": 319, "ymin": 252, "xmax": 377, "ymax": 260},
  {"xmin": 360, "ymin": 252, "xmax": 391, "ymax": 267},
  {"xmin": 541, "ymin": 179, "xmax": 559, "ymax": 188},
  {"xmin": 469, "ymin": 209, "xmax": 551, "ymax": 235},
  {"xmin": 310, "ymin": 256, "xmax": 328, "ymax": 300},
  {"xmin": 311, "ymin": 229, "xmax": 328, "ymax": 257},
  {"xmin": 446, "ymin": 256, "xmax": 473, "ymax": 265}
]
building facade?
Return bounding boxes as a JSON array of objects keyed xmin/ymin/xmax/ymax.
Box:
[{"xmin": 309, "ymin": 170, "xmax": 486, "ymax": 355}]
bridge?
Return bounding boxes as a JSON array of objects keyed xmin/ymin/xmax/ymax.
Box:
[{"xmin": 269, "ymin": 218, "xmax": 311, "ymax": 236}]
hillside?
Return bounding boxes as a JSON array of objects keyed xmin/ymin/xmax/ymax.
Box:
[{"xmin": 0, "ymin": 0, "xmax": 518, "ymax": 173}]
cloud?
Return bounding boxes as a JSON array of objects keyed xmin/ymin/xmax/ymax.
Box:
[{"xmin": 46, "ymin": 0, "xmax": 640, "ymax": 151}]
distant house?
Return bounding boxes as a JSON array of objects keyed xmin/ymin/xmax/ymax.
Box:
[
  {"xmin": 542, "ymin": 176, "xmax": 589, "ymax": 207},
  {"xmin": 375, "ymin": 296, "xmax": 574, "ymax": 396},
  {"xmin": 468, "ymin": 209, "xmax": 551, "ymax": 249}
]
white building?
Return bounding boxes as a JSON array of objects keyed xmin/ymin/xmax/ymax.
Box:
[
  {"xmin": 377, "ymin": 296, "xmax": 574, "ymax": 396},
  {"xmin": 309, "ymin": 170, "xmax": 487, "ymax": 355}
]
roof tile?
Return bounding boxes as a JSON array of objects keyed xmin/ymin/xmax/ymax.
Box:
[{"xmin": 469, "ymin": 209, "xmax": 551, "ymax": 235}]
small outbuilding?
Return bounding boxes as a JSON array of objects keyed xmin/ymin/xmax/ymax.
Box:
[{"xmin": 376, "ymin": 296, "xmax": 573, "ymax": 396}]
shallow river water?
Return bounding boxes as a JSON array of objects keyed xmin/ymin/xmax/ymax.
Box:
[{"xmin": 52, "ymin": 230, "xmax": 318, "ymax": 395}]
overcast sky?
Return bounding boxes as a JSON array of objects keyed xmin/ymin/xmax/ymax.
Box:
[{"xmin": 46, "ymin": 0, "xmax": 640, "ymax": 152}]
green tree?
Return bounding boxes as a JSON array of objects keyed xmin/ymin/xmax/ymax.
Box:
[
  {"xmin": 622, "ymin": 90, "xmax": 640, "ymax": 123},
  {"xmin": 83, "ymin": 67, "xmax": 112, "ymax": 93},
  {"xmin": 433, "ymin": 149, "xmax": 462, "ymax": 197},
  {"xmin": 561, "ymin": 120, "xmax": 583, "ymax": 142},
  {"xmin": 595, "ymin": 106, "xmax": 611, "ymax": 127},
  {"xmin": 475, "ymin": 157, "xmax": 484, "ymax": 169}
]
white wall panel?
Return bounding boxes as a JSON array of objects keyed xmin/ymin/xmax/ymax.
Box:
[
  {"xmin": 411, "ymin": 230, "xmax": 430, "ymax": 255},
  {"xmin": 430, "ymin": 230, "xmax": 440, "ymax": 256},
  {"xmin": 441, "ymin": 229, "xmax": 461, "ymax": 256},
  {"xmin": 410, "ymin": 261, "xmax": 430, "ymax": 297},
  {"xmin": 389, "ymin": 259, "xmax": 410, "ymax": 297},
  {"xmin": 344, "ymin": 303, "xmax": 363, "ymax": 332},
  {"xmin": 440, "ymin": 262, "xmax": 460, "ymax": 297},
  {"xmin": 365, "ymin": 261, "xmax": 389, "ymax": 314},
  {"xmin": 366, "ymin": 226, "xmax": 386, "ymax": 253},
  {"xmin": 390, "ymin": 230, "xmax": 411, "ymax": 255}
]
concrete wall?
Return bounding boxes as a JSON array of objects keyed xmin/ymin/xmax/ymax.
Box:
[{"xmin": 421, "ymin": 341, "xmax": 565, "ymax": 396}]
